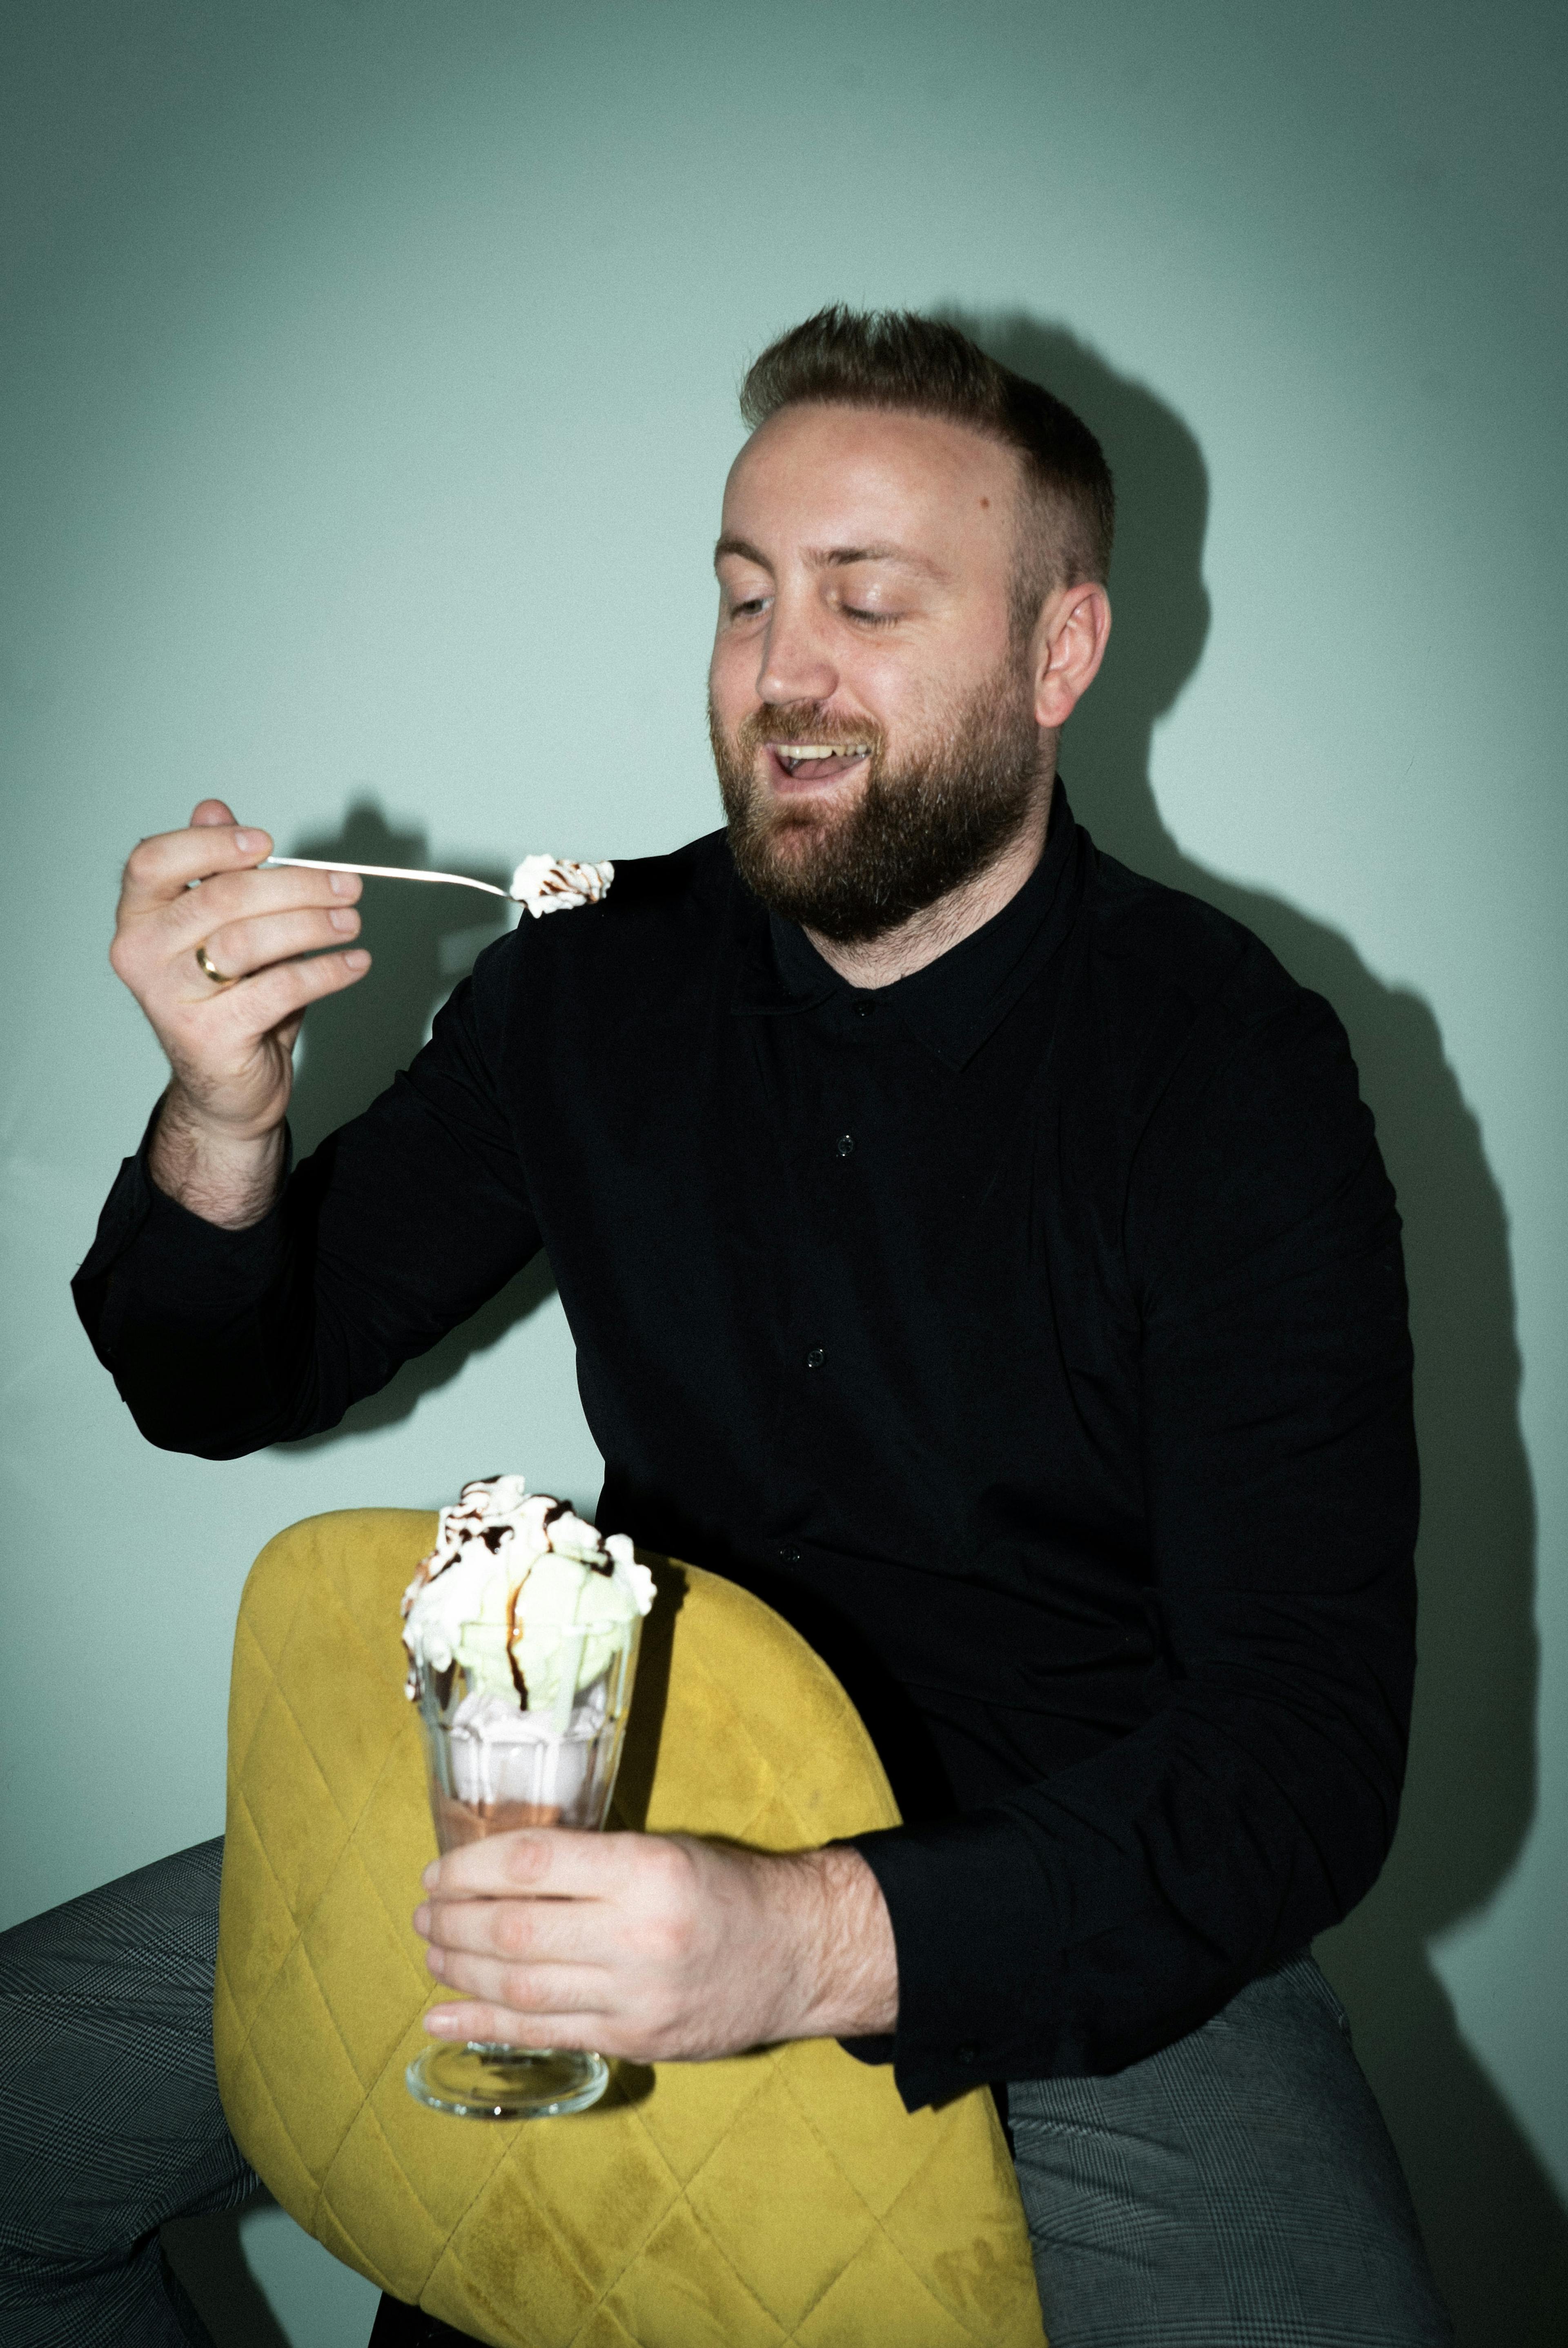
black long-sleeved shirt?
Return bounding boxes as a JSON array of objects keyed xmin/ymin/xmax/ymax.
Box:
[{"xmin": 74, "ymin": 792, "xmax": 1418, "ymax": 2110}]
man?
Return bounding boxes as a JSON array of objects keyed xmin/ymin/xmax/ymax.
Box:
[{"xmin": 1, "ymin": 309, "xmax": 1451, "ymax": 2345}]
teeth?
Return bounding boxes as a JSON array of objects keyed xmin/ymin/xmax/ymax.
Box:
[{"xmin": 775, "ymin": 744, "xmax": 871, "ymax": 760}]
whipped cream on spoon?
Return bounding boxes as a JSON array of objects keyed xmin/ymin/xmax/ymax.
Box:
[{"xmin": 261, "ymin": 852, "xmax": 614, "ymax": 917}]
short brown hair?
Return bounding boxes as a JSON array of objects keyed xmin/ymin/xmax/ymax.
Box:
[{"xmin": 739, "ymin": 306, "xmax": 1114, "ymax": 634}]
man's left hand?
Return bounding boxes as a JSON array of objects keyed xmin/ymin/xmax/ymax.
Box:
[{"xmin": 412, "ymin": 1830, "xmax": 899, "ymax": 2060}]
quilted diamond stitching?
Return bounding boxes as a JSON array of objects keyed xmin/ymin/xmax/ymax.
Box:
[
  {"xmin": 440, "ymin": 2167, "xmax": 606, "ymax": 2348},
  {"xmin": 231, "ymin": 2009, "xmax": 333, "ymax": 2237},
  {"xmin": 623, "ymin": 2045, "xmax": 780, "ymax": 2190},
  {"xmin": 321, "ymin": 2088, "xmax": 470, "ymax": 2306},
  {"xmin": 600, "ymin": 2196, "xmax": 789, "ymax": 2348},
  {"xmin": 247, "ymin": 1924, "xmax": 375, "ymax": 2184},
  {"xmin": 229, "ymin": 1609, "xmax": 278, "ymax": 1783},
  {"xmin": 218, "ymin": 1766, "xmax": 302, "ymax": 2030},
  {"xmin": 771, "ymin": 2060, "xmax": 1005, "ymax": 2339},
  {"xmin": 682, "ymin": 2066, "xmax": 880, "ymax": 2327},
  {"xmin": 346, "ymin": 2063, "xmax": 509, "ymax": 2266},
  {"xmin": 274, "ymin": 1566, "xmax": 405, "ymax": 1821}
]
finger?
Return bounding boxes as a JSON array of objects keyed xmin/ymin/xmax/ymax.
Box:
[
  {"xmin": 192, "ymin": 946, "xmax": 372, "ymax": 1029},
  {"xmin": 423, "ymin": 1997, "xmax": 604, "ymax": 2049},
  {"xmin": 120, "ymin": 823, "xmax": 273, "ymax": 913},
  {"xmin": 160, "ymin": 862, "xmax": 361, "ymax": 951},
  {"xmin": 423, "ymin": 1942, "xmax": 608, "ymax": 2019},
  {"xmin": 111, "ymin": 868, "xmax": 359, "ymax": 1005},
  {"xmin": 415, "ymin": 1893, "xmax": 601, "ymax": 1967},
  {"xmin": 192, "ymin": 798, "xmax": 238, "ymax": 827},
  {"xmin": 187, "ymin": 905, "xmax": 361, "ymax": 987},
  {"xmin": 424, "ymin": 1827, "xmax": 641, "ymax": 1902}
]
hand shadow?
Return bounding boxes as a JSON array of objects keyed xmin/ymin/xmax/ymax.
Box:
[
  {"xmin": 280, "ymin": 798, "xmax": 557, "ymax": 1447},
  {"xmin": 947, "ymin": 309, "xmax": 1566, "ymax": 2346}
]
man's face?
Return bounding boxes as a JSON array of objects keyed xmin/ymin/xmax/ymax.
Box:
[{"xmin": 708, "ymin": 403, "xmax": 1047, "ymax": 942}]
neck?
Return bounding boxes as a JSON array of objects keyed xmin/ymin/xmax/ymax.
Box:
[{"xmin": 804, "ymin": 772, "xmax": 1056, "ymax": 990}]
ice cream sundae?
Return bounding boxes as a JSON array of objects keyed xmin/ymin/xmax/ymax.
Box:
[
  {"xmin": 402, "ymin": 1474, "xmax": 653, "ymax": 1842},
  {"xmin": 402, "ymin": 1475, "xmax": 653, "ymax": 2118}
]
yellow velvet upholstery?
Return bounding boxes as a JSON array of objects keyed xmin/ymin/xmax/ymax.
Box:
[{"xmin": 215, "ymin": 1509, "xmax": 1046, "ymax": 2347}]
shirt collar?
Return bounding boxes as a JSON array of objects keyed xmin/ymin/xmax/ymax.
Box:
[{"xmin": 731, "ymin": 784, "xmax": 1082, "ymax": 1071}]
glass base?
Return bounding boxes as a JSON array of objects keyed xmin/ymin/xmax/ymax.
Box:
[{"xmin": 405, "ymin": 2040, "xmax": 609, "ymax": 2121}]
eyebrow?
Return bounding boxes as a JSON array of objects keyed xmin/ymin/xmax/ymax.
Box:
[{"xmin": 713, "ymin": 534, "xmax": 944, "ymax": 578}]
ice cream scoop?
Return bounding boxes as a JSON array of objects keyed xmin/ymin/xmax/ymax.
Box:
[
  {"xmin": 506, "ymin": 855, "xmax": 615, "ymax": 917},
  {"xmin": 261, "ymin": 852, "xmax": 614, "ymax": 916},
  {"xmin": 401, "ymin": 1474, "xmax": 653, "ymax": 1723}
]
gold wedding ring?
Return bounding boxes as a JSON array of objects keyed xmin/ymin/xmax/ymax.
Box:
[{"xmin": 195, "ymin": 943, "xmax": 236, "ymax": 986}]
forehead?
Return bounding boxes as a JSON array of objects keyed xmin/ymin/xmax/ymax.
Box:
[{"xmin": 720, "ymin": 403, "xmax": 1021, "ymax": 567}]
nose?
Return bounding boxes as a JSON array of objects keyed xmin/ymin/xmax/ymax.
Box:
[{"xmin": 757, "ymin": 585, "xmax": 839, "ymax": 708}]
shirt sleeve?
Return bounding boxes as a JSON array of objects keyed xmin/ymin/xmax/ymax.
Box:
[
  {"xmin": 849, "ymin": 982, "xmax": 1419, "ymax": 2109},
  {"xmin": 71, "ymin": 951, "xmax": 543, "ymax": 1457}
]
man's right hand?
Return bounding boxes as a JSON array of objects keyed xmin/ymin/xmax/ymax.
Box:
[{"xmin": 110, "ymin": 798, "xmax": 371, "ymax": 1228}]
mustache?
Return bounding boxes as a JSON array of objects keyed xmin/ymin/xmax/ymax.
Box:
[{"xmin": 731, "ymin": 704, "xmax": 887, "ymax": 759}]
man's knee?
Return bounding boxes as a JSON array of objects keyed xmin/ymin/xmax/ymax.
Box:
[{"xmin": 1009, "ymin": 1960, "xmax": 1453, "ymax": 2347}]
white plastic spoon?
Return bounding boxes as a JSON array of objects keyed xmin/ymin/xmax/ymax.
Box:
[
  {"xmin": 265, "ymin": 855, "xmax": 508, "ymax": 898},
  {"xmin": 262, "ymin": 852, "xmax": 614, "ymax": 916}
]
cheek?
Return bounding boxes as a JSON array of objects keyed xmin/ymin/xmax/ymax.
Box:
[
  {"xmin": 708, "ymin": 634, "xmax": 755, "ymax": 722},
  {"xmin": 862, "ymin": 659, "xmax": 944, "ymax": 744}
]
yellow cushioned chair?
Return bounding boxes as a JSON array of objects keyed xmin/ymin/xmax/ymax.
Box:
[{"xmin": 215, "ymin": 1509, "xmax": 1046, "ymax": 2347}]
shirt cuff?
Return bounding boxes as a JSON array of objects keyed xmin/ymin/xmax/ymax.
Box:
[
  {"xmin": 846, "ymin": 1808, "xmax": 1065, "ymax": 2111},
  {"xmin": 72, "ymin": 1106, "xmax": 292, "ymax": 1372}
]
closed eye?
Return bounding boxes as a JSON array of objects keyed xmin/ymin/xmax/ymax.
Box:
[{"xmin": 844, "ymin": 606, "xmax": 899, "ymax": 627}]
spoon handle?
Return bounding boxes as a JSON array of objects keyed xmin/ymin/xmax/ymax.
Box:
[{"xmin": 262, "ymin": 855, "xmax": 509, "ymax": 899}]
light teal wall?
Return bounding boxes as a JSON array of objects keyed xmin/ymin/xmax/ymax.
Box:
[{"xmin": 2, "ymin": 4, "xmax": 1563, "ymax": 2340}]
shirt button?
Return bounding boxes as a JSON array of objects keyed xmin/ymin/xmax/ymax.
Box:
[
  {"xmin": 956, "ymin": 2042, "xmax": 978, "ymax": 2067},
  {"xmin": 805, "ymin": 1346, "xmax": 825, "ymax": 1370},
  {"xmin": 836, "ymin": 1132, "xmax": 855, "ymax": 1157},
  {"xmin": 776, "ymin": 1544, "xmax": 802, "ymax": 1565},
  {"xmin": 855, "ymin": 999, "xmax": 875, "ymax": 1019}
]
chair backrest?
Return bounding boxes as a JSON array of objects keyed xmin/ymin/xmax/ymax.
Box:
[{"xmin": 216, "ymin": 1508, "xmax": 1046, "ymax": 2347}]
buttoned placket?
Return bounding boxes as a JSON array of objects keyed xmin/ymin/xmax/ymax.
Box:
[
  {"xmin": 763, "ymin": 986, "xmax": 884, "ymax": 1569},
  {"xmin": 735, "ymin": 813, "xmax": 1078, "ymax": 1585}
]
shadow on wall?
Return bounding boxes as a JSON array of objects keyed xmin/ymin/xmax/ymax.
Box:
[
  {"xmin": 947, "ymin": 308, "xmax": 1563, "ymax": 2348},
  {"xmin": 163, "ymin": 2192, "xmax": 290, "ymax": 2348},
  {"xmin": 282, "ymin": 798, "xmax": 557, "ymax": 1444}
]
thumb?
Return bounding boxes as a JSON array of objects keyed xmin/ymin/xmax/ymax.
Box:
[{"xmin": 191, "ymin": 798, "xmax": 238, "ymax": 828}]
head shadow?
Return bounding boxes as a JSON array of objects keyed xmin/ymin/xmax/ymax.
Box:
[
  {"xmin": 945, "ymin": 307, "xmax": 1561, "ymax": 2339},
  {"xmin": 279, "ymin": 797, "xmax": 556, "ymax": 1449}
]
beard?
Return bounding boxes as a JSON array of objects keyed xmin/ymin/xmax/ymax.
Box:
[{"xmin": 708, "ymin": 660, "xmax": 1045, "ymax": 945}]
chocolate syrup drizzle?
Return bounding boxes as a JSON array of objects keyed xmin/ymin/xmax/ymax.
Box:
[
  {"xmin": 505, "ymin": 1575, "xmax": 531, "ymax": 1708},
  {"xmin": 403, "ymin": 1475, "xmax": 622, "ymax": 1701}
]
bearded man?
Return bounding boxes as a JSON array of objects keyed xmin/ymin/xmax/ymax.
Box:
[{"xmin": 1, "ymin": 310, "xmax": 1452, "ymax": 2346}]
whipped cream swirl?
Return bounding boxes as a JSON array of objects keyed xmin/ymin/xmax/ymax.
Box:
[
  {"xmin": 508, "ymin": 855, "xmax": 615, "ymax": 917},
  {"xmin": 401, "ymin": 1473, "xmax": 653, "ymax": 1714}
]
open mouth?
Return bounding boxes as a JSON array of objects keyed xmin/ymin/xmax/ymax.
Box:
[{"xmin": 767, "ymin": 742, "xmax": 874, "ymax": 788}]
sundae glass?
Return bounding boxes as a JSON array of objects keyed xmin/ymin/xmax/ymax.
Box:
[{"xmin": 401, "ymin": 1475, "xmax": 654, "ymax": 2120}]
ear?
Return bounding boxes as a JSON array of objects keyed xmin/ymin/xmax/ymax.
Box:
[{"xmin": 1031, "ymin": 583, "xmax": 1112, "ymax": 730}]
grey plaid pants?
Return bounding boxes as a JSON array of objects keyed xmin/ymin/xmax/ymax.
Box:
[
  {"xmin": 0, "ymin": 1842, "xmax": 254, "ymax": 2348},
  {"xmin": 0, "ymin": 1840, "xmax": 1452, "ymax": 2347},
  {"xmin": 1008, "ymin": 1957, "xmax": 1452, "ymax": 2347}
]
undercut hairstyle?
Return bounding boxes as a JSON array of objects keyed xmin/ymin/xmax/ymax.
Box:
[{"xmin": 739, "ymin": 306, "xmax": 1114, "ymax": 641}]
